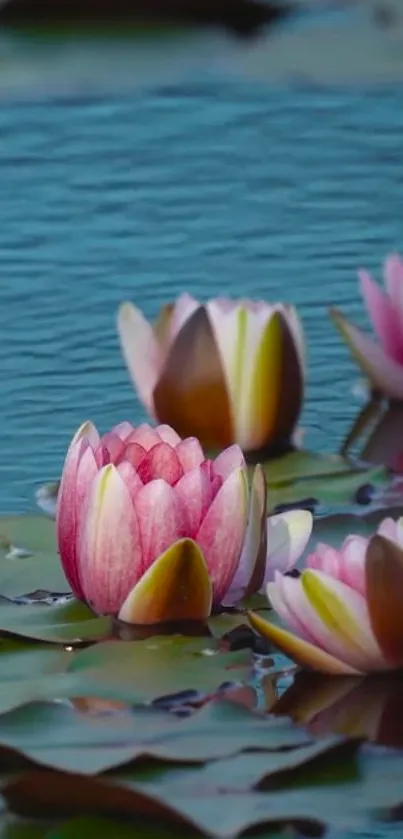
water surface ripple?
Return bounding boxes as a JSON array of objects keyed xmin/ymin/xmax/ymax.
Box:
[{"xmin": 0, "ymin": 83, "xmax": 402, "ymax": 512}]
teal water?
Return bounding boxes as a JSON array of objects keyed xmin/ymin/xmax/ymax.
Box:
[
  {"xmin": 0, "ymin": 39, "xmax": 403, "ymax": 513},
  {"xmin": 1, "ymin": 28, "xmax": 403, "ymax": 839}
]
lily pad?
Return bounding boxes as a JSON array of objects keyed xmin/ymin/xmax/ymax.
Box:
[
  {"xmin": 0, "ymin": 600, "xmax": 111, "ymax": 645},
  {"xmin": 0, "ymin": 699, "xmax": 312, "ymax": 774},
  {"xmin": 0, "ymin": 636, "xmax": 252, "ymax": 715},
  {"xmin": 262, "ymin": 450, "xmax": 389, "ymax": 511},
  {"xmin": 4, "ymin": 742, "xmax": 403, "ymax": 836},
  {"xmin": 0, "ymin": 517, "xmax": 67, "ymax": 599}
]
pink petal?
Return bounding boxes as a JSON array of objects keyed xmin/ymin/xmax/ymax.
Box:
[
  {"xmin": 196, "ymin": 467, "xmax": 248, "ymax": 605},
  {"xmin": 56, "ymin": 422, "xmax": 99, "ymax": 599},
  {"xmin": 126, "ymin": 423, "xmax": 164, "ymax": 452},
  {"xmin": 117, "ymin": 303, "xmax": 162, "ymax": 415},
  {"xmin": 285, "ymin": 570, "xmax": 384, "ymax": 671},
  {"xmin": 57, "ymin": 438, "xmax": 88, "ymax": 599},
  {"xmin": 78, "ymin": 465, "xmax": 142, "ymax": 615},
  {"xmin": 137, "ymin": 442, "xmax": 183, "ymax": 486},
  {"xmin": 116, "ymin": 461, "xmax": 143, "ymax": 502},
  {"xmin": 307, "ymin": 536, "xmax": 367, "ymax": 596},
  {"xmin": 174, "ymin": 467, "xmax": 213, "ymax": 537},
  {"xmin": 307, "ymin": 542, "xmax": 340, "ymax": 576},
  {"xmin": 377, "ymin": 517, "xmax": 399, "ymax": 542},
  {"xmin": 384, "ymin": 253, "xmax": 403, "ymax": 319},
  {"xmin": 155, "ymin": 424, "xmax": 182, "ymax": 447},
  {"xmin": 264, "ymin": 510, "xmax": 313, "ymax": 585},
  {"xmin": 175, "ymin": 437, "xmax": 205, "ymax": 472},
  {"xmin": 134, "ymin": 478, "xmax": 185, "ymax": 573},
  {"xmin": 267, "ymin": 573, "xmax": 317, "ymax": 643},
  {"xmin": 339, "ymin": 536, "xmax": 367, "ymax": 595},
  {"xmin": 170, "ymin": 293, "xmax": 201, "ymax": 341},
  {"xmin": 112, "ymin": 421, "xmax": 135, "ymax": 441},
  {"xmin": 93, "ymin": 442, "xmax": 111, "ymax": 468},
  {"xmin": 331, "ymin": 309, "xmax": 403, "ymax": 400},
  {"xmin": 101, "ymin": 432, "xmax": 127, "ymax": 463},
  {"xmin": 213, "ymin": 444, "xmax": 245, "ymax": 481},
  {"xmin": 119, "ymin": 442, "xmax": 147, "ymax": 470},
  {"xmin": 359, "ymin": 269, "xmax": 403, "ymax": 364},
  {"xmin": 201, "ymin": 460, "xmax": 223, "ymax": 497}
]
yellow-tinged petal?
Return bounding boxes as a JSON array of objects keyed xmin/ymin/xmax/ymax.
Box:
[
  {"xmin": 247, "ymin": 612, "xmax": 360, "ymax": 676},
  {"xmin": 301, "ymin": 570, "xmax": 365, "ymax": 650},
  {"xmin": 246, "ymin": 311, "xmax": 283, "ymax": 451},
  {"xmin": 301, "ymin": 569, "xmax": 385, "ymax": 671},
  {"xmin": 118, "ymin": 538, "xmax": 213, "ymax": 625},
  {"xmin": 366, "ymin": 535, "xmax": 403, "ymax": 667},
  {"xmin": 247, "ymin": 611, "xmax": 361, "ymax": 675},
  {"xmin": 330, "ymin": 307, "xmax": 403, "ymax": 400},
  {"xmin": 153, "ymin": 303, "xmax": 174, "ymax": 350}
]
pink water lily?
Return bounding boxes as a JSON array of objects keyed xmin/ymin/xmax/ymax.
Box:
[
  {"xmin": 117, "ymin": 294, "xmax": 304, "ymax": 453},
  {"xmin": 331, "ymin": 253, "xmax": 403, "ymax": 400},
  {"xmin": 56, "ymin": 421, "xmax": 312, "ymax": 624},
  {"xmin": 248, "ymin": 518, "xmax": 403, "ymax": 675}
]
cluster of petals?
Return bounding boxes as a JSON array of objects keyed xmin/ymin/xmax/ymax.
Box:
[
  {"xmin": 331, "ymin": 253, "xmax": 403, "ymax": 400},
  {"xmin": 117, "ymin": 293, "xmax": 305, "ymax": 453},
  {"xmin": 56, "ymin": 421, "xmax": 313, "ymax": 625},
  {"xmin": 249, "ymin": 517, "xmax": 403, "ymax": 674}
]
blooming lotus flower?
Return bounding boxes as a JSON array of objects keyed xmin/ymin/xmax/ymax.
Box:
[
  {"xmin": 56, "ymin": 421, "xmax": 312, "ymax": 624},
  {"xmin": 248, "ymin": 519, "xmax": 403, "ymax": 675},
  {"xmin": 331, "ymin": 253, "xmax": 403, "ymax": 401},
  {"xmin": 117, "ymin": 294, "xmax": 304, "ymax": 453}
]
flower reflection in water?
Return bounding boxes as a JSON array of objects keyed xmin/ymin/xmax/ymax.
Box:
[{"xmin": 272, "ymin": 670, "xmax": 403, "ymax": 749}]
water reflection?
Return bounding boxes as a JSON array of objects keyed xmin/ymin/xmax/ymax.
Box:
[
  {"xmin": 341, "ymin": 397, "xmax": 403, "ymax": 474},
  {"xmin": 272, "ymin": 671, "xmax": 403, "ymax": 749},
  {"xmin": 341, "ymin": 399, "xmax": 403, "ymax": 508}
]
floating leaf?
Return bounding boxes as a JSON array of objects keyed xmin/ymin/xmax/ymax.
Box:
[
  {"xmin": 0, "ymin": 699, "xmax": 312, "ymax": 775},
  {"xmin": 0, "ymin": 636, "xmax": 252, "ymax": 715},
  {"xmin": 0, "ymin": 600, "xmax": 111, "ymax": 645},
  {"xmin": 0, "ymin": 517, "xmax": 67, "ymax": 599},
  {"xmin": 4, "ymin": 743, "xmax": 403, "ymax": 835}
]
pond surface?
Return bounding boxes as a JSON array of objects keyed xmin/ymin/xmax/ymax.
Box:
[
  {"xmin": 0, "ymin": 28, "xmax": 402, "ymax": 518},
  {"xmin": 0, "ymin": 27, "xmax": 403, "ymax": 838}
]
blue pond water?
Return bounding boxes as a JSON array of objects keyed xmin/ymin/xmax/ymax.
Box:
[{"xmin": 0, "ymin": 34, "xmax": 403, "ymax": 514}]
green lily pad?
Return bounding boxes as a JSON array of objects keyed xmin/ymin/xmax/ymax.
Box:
[
  {"xmin": 62, "ymin": 637, "xmax": 251, "ymax": 703},
  {"xmin": 0, "ymin": 639, "xmax": 69, "ymax": 681},
  {"xmin": 0, "ymin": 517, "xmax": 67, "ymax": 599},
  {"xmin": 0, "ymin": 600, "xmax": 111, "ymax": 645},
  {"xmin": 4, "ymin": 742, "xmax": 403, "ymax": 835},
  {"xmin": 262, "ymin": 451, "xmax": 388, "ymax": 511},
  {"xmin": 0, "ymin": 699, "xmax": 312, "ymax": 775},
  {"xmin": 0, "ymin": 636, "xmax": 252, "ymax": 715}
]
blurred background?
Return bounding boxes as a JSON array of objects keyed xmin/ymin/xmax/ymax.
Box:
[{"xmin": 0, "ymin": 0, "xmax": 402, "ymax": 512}]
